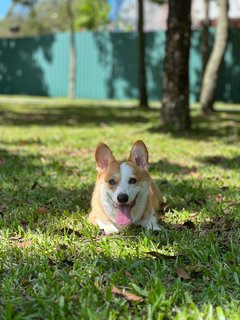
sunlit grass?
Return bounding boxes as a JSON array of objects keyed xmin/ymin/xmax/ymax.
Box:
[{"xmin": 0, "ymin": 97, "xmax": 239, "ymax": 319}]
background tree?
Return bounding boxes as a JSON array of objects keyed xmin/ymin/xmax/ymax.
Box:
[
  {"xmin": 201, "ymin": 0, "xmax": 210, "ymax": 77},
  {"xmin": 137, "ymin": 0, "xmax": 148, "ymax": 108},
  {"xmin": 161, "ymin": 0, "xmax": 192, "ymax": 131},
  {"xmin": 200, "ymin": 0, "xmax": 229, "ymax": 113},
  {"xmin": 67, "ymin": 0, "xmax": 76, "ymax": 99}
]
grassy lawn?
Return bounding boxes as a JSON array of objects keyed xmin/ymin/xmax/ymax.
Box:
[{"xmin": 0, "ymin": 97, "xmax": 240, "ymax": 319}]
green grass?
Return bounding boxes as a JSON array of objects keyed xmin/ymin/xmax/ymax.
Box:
[{"xmin": 0, "ymin": 97, "xmax": 240, "ymax": 320}]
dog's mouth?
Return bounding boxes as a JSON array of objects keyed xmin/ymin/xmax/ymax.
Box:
[{"xmin": 109, "ymin": 194, "xmax": 138, "ymax": 226}]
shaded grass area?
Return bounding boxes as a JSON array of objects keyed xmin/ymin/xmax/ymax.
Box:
[{"xmin": 0, "ymin": 98, "xmax": 240, "ymax": 319}]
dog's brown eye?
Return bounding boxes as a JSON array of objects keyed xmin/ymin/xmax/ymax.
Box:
[
  {"xmin": 129, "ymin": 178, "xmax": 137, "ymax": 184},
  {"xmin": 108, "ymin": 179, "xmax": 116, "ymax": 185}
]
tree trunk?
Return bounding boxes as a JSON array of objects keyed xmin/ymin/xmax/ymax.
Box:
[
  {"xmin": 201, "ymin": 0, "xmax": 210, "ymax": 76},
  {"xmin": 67, "ymin": 0, "xmax": 76, "ymax": 100},
  {"xmin": 200, "ymin": 0, "xmax": 229, "ymax": 113},
  {"xmin": 137, "ymin": 0, "xmax": 148, "ymax": 108},
  {"xmin": 161, "ymin": 0, "xmax": 191, "ymax": 131}
]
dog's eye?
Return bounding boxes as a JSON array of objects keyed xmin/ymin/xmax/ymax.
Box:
[
  {"xmin": 129, "ymin": 178, "xmax": 137, "ymax": 184},
  {"xmin": 108, "ymin": 179, "xmax": 116, "ymax": 185}
]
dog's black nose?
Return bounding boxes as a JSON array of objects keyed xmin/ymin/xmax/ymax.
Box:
[{"xmin": 117, "ymin": 193, "xmax": 129, "ymax": 204}]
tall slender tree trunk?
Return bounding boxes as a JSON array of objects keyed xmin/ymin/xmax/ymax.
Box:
[
  {"xmin": 201, "ymin": 0, "xmax": 210, "ymax": 77},
  {"xmin": 137, "ymin": 0, "xmax": 148, "ymax": 108},
  {"xmin": 200, "ymin": 0, "xmax": 229, "ymax": 113},
  {"xmin": 67, "ymin": 0, "xmax": 76, "ymax": 100},
  {"xmin": 161, "ymin": 0, "xmax": 191, "ymax": 131}
]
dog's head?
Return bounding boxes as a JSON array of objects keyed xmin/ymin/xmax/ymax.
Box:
[{"xmin": 94, "ymin": 140, "xmax": 151, "ymax": 226}]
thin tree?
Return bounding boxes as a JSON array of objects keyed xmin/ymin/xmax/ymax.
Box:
[
  {"xmin": 161, "ymin": 0, "xmax": 192, "ymax": 131},
  {"xmin": 201, "ymin": 0, "xmax": 210, "ymax": 77},
  {"xmin": 67, "ymin": 0, "xmax": 76, "ymax": 100},
  {"xmin": 137, "ymin": 0, "xmax": 148, "ymax": 108},
  {"xmin": 200, "ymin": 0, "xmax": 229, "ymax": 113}
]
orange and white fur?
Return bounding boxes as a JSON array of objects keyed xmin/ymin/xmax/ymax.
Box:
[{"xmin": 88, "ymin": 140, "xmax": 162, "ymax": 234}]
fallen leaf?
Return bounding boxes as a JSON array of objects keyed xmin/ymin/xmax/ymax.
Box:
[
  {"xmin": 112, "ymin": 286, "xmax": 144, "ymax": 302},
  {"xmin": 176, "ymin": 266, "xmax": 191, "ymax": 280},
  {"xmin": 13, "ymin": 241, "xmax": 32, "ymax": 248},
  {"xmin": 38, "ymin": 207, "xmax": 48, "ymax": 214},
  {"xmin": 182, "ymin": 221, "xmax": 196, "ymax": 229},
  {"xmin": 124, "ymin": 271, "xmax": 132, "ymax": 277}
]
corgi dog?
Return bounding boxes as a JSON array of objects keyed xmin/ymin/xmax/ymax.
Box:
[{"xmin": 88, "ymin": 140, "xmax": 162, "ymax": 235}]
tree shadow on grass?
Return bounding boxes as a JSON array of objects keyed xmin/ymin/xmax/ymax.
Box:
[
  {"xmin": 156, "ymin": 177, "xmax": 240, "ymax": 215},
  {"xmin": 196, "ymin": 155, "xmax": 240, "ymax": 171},
  {"xmin": 0, "ymin": 104, "xmax": 158, "ymax": 127},
  {"xmin": 149, "ymin": 158, "xmax": 239, "ymax": 214},
  {"xmin": 0, "ymin": 147, "xmax": 94, "ymax": 223},
  {"xmin": 148, "ymin": 108, "xmax": 240, "ymax": 143},
  {"xmin": 149, "ymin": 160, "xmax": 196, "ymax": 175},
  {"xmin": 1, "ymin": 101, "xmax": 239, "ymax": 145}
]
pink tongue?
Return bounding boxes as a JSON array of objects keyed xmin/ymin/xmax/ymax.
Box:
[{"xmin": 116, "ymin": 205, "xmax": 132, "ymax": 225}]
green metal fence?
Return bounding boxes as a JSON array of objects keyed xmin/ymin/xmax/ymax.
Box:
[{"xmin": 0, "ymin": 30, "xmax": 239, "ymax": 102}]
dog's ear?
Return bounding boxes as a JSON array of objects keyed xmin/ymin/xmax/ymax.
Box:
[
  {"xmin": 95, "ymin": 143, "xmax": 115, "ymax": 172},
  {"xmin": 128, "ymin": 140, "xmax": 148, "ymax": 170}
]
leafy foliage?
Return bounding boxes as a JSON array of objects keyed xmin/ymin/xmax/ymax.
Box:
[
  {"xmin": 75, "ymin": 0, "xmax": 110, "ymax": 31},
  {"xmin": 0, "ymin": 0, "xmax": 110, "ymax": 37}
]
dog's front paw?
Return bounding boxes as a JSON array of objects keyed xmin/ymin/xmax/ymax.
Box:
[
  {"xmin": 139, "ymin": 215, "xmax": 161, "ymax": 231},
  {"xmin": 97, "ymin": 219, "xmax": 120, "ymax": 235},
  {"xmin": 149, "ymin": 223, "xmax": 161, "ymax": 231}
]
